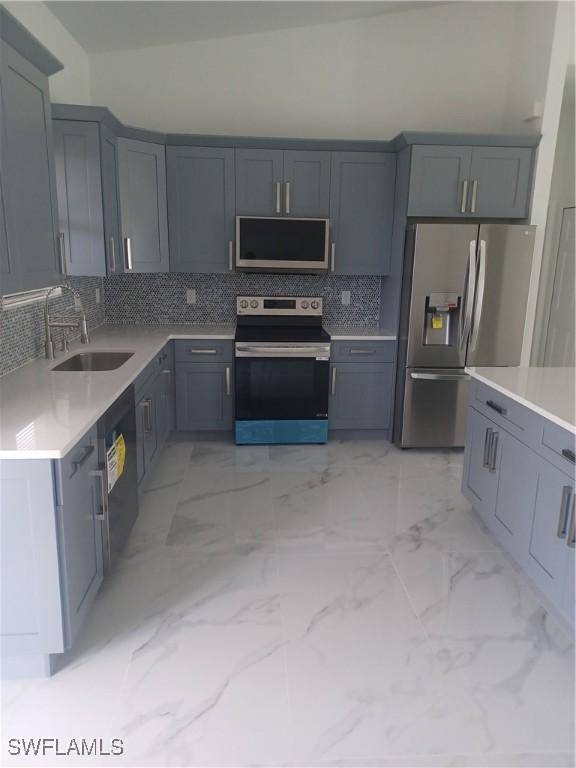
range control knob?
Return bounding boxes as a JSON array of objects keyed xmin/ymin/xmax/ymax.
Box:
[
  {"xmin": 310, "ymin": 300, "xmax": 320, "ymax": 310},
  {"xmin": 239, "ymin": 299, "xmax": 249, "ymax": 309},
  {"xmin": 301, "ymin": 300, "xmax": 309, "ymax": 309},
  {"xmin": 250, "ymin": 299, "xmax": 259, "ymax": 309}
]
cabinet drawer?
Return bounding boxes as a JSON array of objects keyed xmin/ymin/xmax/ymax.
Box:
[
  {"xmin": 331, "ymin": 340, "xmax": 395, "ymax": 363},
  {"xmin": 539, "ymin": 422, "xmax": 576, "ymax": 479},
  {"xmin": 175, "ymin": 339, "xmax": 233, "ymax": 363},
  {"xmin": 473, "ymin": 381, "xmax": 541, "ymax": 448}
]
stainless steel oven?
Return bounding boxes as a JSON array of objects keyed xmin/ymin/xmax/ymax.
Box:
[
  {"xmin": 234, "ymin": 297, "xmax": 331, "ymax": 444},
  {"xmin": 236, "ymin": 216, "xmax": 330, "ymax": 273}
]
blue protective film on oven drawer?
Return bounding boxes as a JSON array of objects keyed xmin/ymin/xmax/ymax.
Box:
[{"xmin": 235, "ymin": 420, "xmax": 329, "ymax": 445}]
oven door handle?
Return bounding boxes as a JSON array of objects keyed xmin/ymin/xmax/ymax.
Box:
[{"xmin": 235, "ymin": 344, "xmax": 331, "ymax": 359}]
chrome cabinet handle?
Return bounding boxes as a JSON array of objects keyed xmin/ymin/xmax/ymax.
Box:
[
  {"xmin": 225, "ymin": 366, "xmax": 231, "ymax": 397},
  {"xmin": 568, "ymin": 495, "xmax": 576, "ymax": 548},
  {"xmin": 460, "ymin": 179, "xmax": 469, "ymax": 214},
  {"xmin": 470, "ymin": 239, "xmax": 486, "ymax": 351},
  {"xmin": 275, "ymin": 181, "xmax": 281, "ymax": 214},
  {"xmin": 58, "ymin": 232, "xmax": 67, "ymax": 275},
  {"xmin": 486, "ymin": 400, "xmax": 507, "ymax": 417},
  {"xmin": 90, "ymin": 469, "xmax": 108, "ymax": 522},
  {"xmin": 109, "ymin": 236, "xmax": 116, "ymax": 272},
  {"xmin": 562, "ymin": 448, "xmax": 576, "ymax": 464},
  {"xmin": 557, "ymin": 486, "xmax": 572, "ymax": 538},
  {"xmin": 285, "ymin": 181, "xmax": 291, "ymax": 214},
  {"xmin": 71, "ymin": 443, "xmax": 95, "ymax": 473},
  {"xmin": 123, "ymin": 237, "xmax": 133, "ymax": 270},
  {"xmin": 140, "ymin": 398, "xmax": 152, "ymax": 432},
  {"xmin": 483, "ymin": 427, "xmax": 493, "ymax": 468},
  {"xmin": 349, "ymin": 349, "xmax": 376, "ymax": 355},
  {"xmin": 330, "ymin": 243, "xmax": 336, "ymax": 272},
  {"xmin": 331, "ymin": 366, "xmax": 337, "ymax": 396},
  {"xmin": 470, "ymin": 180, "xmax": 478, "ymax": 213},
  {"xmin": 489, "ymin": 432, "xmax": 499, "ymax": 473},
  {"xmin": 228, "ymin": 240, "xmax": 234, "ymax": 270},
  {"xmin": 187, "ymin": 348, "xmax": 217, "ymax": 355}
]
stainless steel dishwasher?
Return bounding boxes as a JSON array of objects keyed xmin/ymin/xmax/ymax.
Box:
[{"xmin": 97, "ymin": 386, "xmax": 139, "ymax": 572}]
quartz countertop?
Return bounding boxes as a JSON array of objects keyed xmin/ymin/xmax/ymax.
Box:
[
  {"xmin": 465, "ymin": 366, "xmax": 576, "ymax": 434},
  {"xmin": 0, "ymin": 325, "xmax": 235, "ymax": 459}
]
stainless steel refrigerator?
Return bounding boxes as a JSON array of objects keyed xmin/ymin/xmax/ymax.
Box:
[{"xmin": 393, "ymin": 223, "xmax": 535, "ymax": 448}]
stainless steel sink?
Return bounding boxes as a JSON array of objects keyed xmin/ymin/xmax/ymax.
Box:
[{"xmin": 51, "ymin": 351, "xmax": 134, "ymax": 372}]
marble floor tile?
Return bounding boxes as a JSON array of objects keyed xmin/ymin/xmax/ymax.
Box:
[{"xmin": 1, "ymin": 438, "xmax": 574, "ymax": 768}]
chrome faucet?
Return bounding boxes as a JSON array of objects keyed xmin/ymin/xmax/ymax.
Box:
[{"xmin": 44, "ymin": 285, "xmax": 90, "ymax": 359}]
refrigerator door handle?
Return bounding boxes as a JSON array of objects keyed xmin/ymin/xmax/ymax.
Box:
[
  {"xmin": 470, "ymin": 239, "xmax": 486, "ymax": 352},
  {"xmin": 410, "ymin": 372, "xmax": 470, "ymax": 381},
  {"xmin": 459, "ymin": 240, "xmax": 477, "ymax": 350}
]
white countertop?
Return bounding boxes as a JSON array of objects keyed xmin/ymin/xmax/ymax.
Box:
[
  {"xmin": 0, "ymin": 324, "xmax": 398, "ymax": 459},
  {"xmin": 466, "ymin": 366, "xmax": 576, "ymax": 434},
  {"xmin": 0, "ymin": 325, "xmax": 235, "ymax": 459}
]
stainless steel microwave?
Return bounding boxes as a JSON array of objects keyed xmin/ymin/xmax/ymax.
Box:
[{"xmin": 235, "ymin": 216, "xmax": 330, "ymax": 273}]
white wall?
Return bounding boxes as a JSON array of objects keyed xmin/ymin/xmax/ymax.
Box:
[
  {"xmin": 89, "ymin": 2, "xmax": 520, "ymax": 138},
  {"xmin": 3, "ymin": 1, "xmax": 90, "ymax": 104}
]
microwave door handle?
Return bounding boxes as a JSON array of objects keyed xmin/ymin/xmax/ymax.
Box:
[
  {"xmin": 459, "ymin": 240, "xmax": 477, "ymax": 351},
  {"xmin": 469, "ymin": 239, "xmax": 486, "ymax": 352}
]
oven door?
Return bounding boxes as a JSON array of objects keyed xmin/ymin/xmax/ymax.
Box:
[{"xmin": 235, "ymin": 343, "xmax": 330, "ymax": 421}]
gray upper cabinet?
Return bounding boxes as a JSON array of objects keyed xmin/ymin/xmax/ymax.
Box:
[
  {"xmin": 468, "ymin": 147, "xmax": 532, "ymax": 219},
  {"xmin": 53, "ymin": 120, "xmax": 106, "ymax": 277},
  {"xmin": 100, "ymin": 123, "xmax": 123, "ymax": 274},
  {"xmin": 235, "ymin": 148, "xmax": 330, "ymax": 218},
  {"xmin": 0, "ymin": 42, "xmax": 61, "ymax": 294},
  {"xmin": 118, "ymin": 138, "xmax": 169, "ymax": 273},
  {"xmin": 408, "ymin": 144, "xmax": 533, "ymax": 219},
  {"xmin": 329, "ymin": 152, "xmax": 396, "ymax": 275},
  {"xmin": 235, "ymin": 149, "xmax": 283, "ymax": 216},
  {"xmin": 408, "ymin": 146, "xmax": 472, "ymax": 218},
  {"xmin": 167, "ymin": 146, "xmax": 235, "ymax": 273}
]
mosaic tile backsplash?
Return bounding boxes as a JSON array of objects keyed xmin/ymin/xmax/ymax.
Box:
[
  {"xmin": 0, "ymin": 277, "xmax": 105, "ymax": 376},
  {"xmin": 104, "ymin": 273, "xmax": 381, "ymax": 327}
]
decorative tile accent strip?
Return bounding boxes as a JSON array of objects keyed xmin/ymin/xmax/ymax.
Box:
[
  {"xmin": 0, "ymin": 277, "xmax": 105, "ymax": 376},
  {"xmin": 104, "ymin": 273, "xmax": 381, "ymax": 327}
]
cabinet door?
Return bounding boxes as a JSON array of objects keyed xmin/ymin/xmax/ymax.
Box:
[
  {"xmin": 562, "ymin": 543, "xmax": 574, "ymax": 625},
  {"xmin": 408, "ymin": 146, "xmax": 472, "ymax": 218},
  {"xmin": 53, "ymin": 120, "xmax": 106, "ymax": 277},
  {"xmin": 53, "ymin": 425, "xmax": 103, "ymax": 647},
  {"xmin": 283, "ymin": 150, "xmax": 330, "ymax": 217},
  {"xmin": 176, "ymin": 362, "xmax": 233, "ymax": 431},
  {"xmin": 0, "ymin": 42, "xmax": 60, "ymax": 293},
  {"xmin": 235, "ymin": 148, "xmax": 283, "ymax": 216},
  {"xmin": 330, "ymin": 152, "xmax": 396, "ymax": 275},
  {"xmin": 462, "ymin": 407, "xmax": 500, "ymax": 524},
  {"xmin": 167, "ymin": 146, "xmax": 235, "ymax": 273},
  {"xmin": 100, "ymin": 123, "xmax": 123, "ymax": 274},
  {"xmin": 329, "ymin": 363, "xmax": 393, "ymax": 430},
  {"xmin": 118, "ymin": 138, "xmax": 169, "ymax": 272},
  {"xmin": 492, "ymin": 429, "xmax": 539, "ymax": 558},
  {"xmin": 468, "ymin": 147, "xmax": 532, "ymax": 219},
  {"xmin": 525, "ymin": 459, "xmax": 574, "ymax": 607}
]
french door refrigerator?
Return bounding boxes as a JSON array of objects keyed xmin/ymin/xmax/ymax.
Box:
[{"xmin": 393, "ymin": 223, "xmax": 535, "ymax": 448}]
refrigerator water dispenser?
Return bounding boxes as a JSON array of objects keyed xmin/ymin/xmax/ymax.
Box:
[{"xmin": 423, "ymin": 292, "xmax": 460, "ymax": 346}]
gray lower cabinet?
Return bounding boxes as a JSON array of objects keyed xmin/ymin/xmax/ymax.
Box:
[
  {"xmin": 463, "ymin": 387, "xmax": 575, "ymax": 625},
  {"xmin": 0, "ymin": 42, "xmax": 61, "ymax": 294},
  {"xmin": 100, "ymin": 122, "xmax": 123, "ymax": 274},
  {"xmin": 176, "ymin": 362, "xmax": 233, "ymax": 431},
  {"xmin": 408, "ymin": 144, "xmax": 533, "ymax": 219},
  {"xmin": 53, "ymin": 120, "xmax": 106, "ymax": 277},
  {"xmin": 118, "ymin": 138, "xmax": 169, "ymax": 273},
  {"xmin": 329, "ymin": 152, "xmax": 396, "ymax": 275},
  {"xmin": 167, "ymin": 146, "xmax": 235, "ymax": 273},
  {"xmin": 329, "ymin": 362, "xmax": 393, "ymax": 430},
  {"xmin": 1, "ymin": 425, "xmax": 103, "ymax": 677},
  {"xmin": 235, "ymin": 148, "xmax": 330, "ymax": 217}
]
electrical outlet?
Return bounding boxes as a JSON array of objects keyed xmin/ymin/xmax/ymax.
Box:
[
  {"xmin": 95, "ymin": 287, "xmax": 101, "ymax": 305},
  {"xmin": 341, "ymin": 290, "xmax": 351, "ymax": 306},
  {"xmin": 186, "ymin": 288, "xmax": 197, "ymax": 305}
]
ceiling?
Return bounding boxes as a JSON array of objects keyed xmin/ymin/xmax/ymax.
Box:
[{"xmin": 46, "ymin": 1, "xmax": 435, "ymax": 53}]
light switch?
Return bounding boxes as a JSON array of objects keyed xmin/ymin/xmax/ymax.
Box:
[
  {"xmin": 95, "ymin": 287, "xmax": 101, "ymax": 305},
  {"xmin": 341, "ymin": 290, "xmax": 351, "ymax": 306},
  {"xmin": 186, "ymin": 288, "xmax": 197, "ymax": 305}
]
